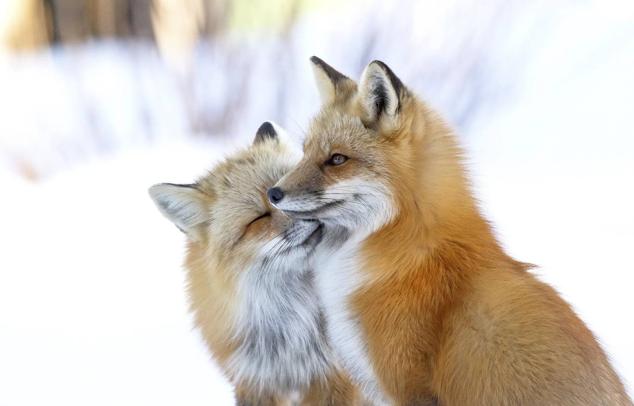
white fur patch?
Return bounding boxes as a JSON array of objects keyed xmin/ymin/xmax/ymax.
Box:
[
  {"xmin": 273, "ymin": 193, "xmax": 324, "ymax": 213},
  {"xmin": 270, "ymin": 173, "xmax": 397, "ymax": 402},
  {"xmin": 274, "ymin": 177, "xmax": 396, "ymax": 233},
  {"xmin": 225, "ymin": 232, "xmax": 335, "ymax": 394},
  {"xmin": 321, "ymin": 178, "xmax": 396, "ymax": 232},
  {"xmin": 312, "ymin": 178, "xmax": 396, "ymax": 404},
  {"xmin": 315, "ymin": 237, "xmax": 391, "ymax": 405}
]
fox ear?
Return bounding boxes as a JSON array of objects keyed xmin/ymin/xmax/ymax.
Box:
[
  {"xmin": 253, "ymin": 121, "xmax": 278, "ymax": 144},
  {"xmin": 253, "ymin": 121, "xmax": 294, "ymax": 149},
  {"xmin": 148, "ymin": 183, "xmax": 209, "ymax": 241},
  {"xmin": 358, "ymin": 60, "xmax": 406, "ymax": 129},
  {"xmin": 310, "ymin": 56, "xmax": 355, "ymax": 104}
]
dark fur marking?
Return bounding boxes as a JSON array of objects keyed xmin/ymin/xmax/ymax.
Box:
[
  {"xmin": 310, "ymin": 56, "xmax": 351, "ymax": 85},
  {"xmin": 372, "ymin": 82, "xmax": 388, "ymax": 118},
  {"xmin": 253, "ymin": 122, "xmax": 277, "ymax": 145},
  {"xmin": 370, "ymin": 60, "xmax": 406, "ymax": 114},
  {"xmin": 163, "ymin": 182, "xmax": 199, "ymax": 190},
  {"xmin": 324, "ymin": 224, "xmax": 350, "ymax": 249},
  {"xmin": 316, "ymin": 309, "xmax": 329, "ymax": 341}
]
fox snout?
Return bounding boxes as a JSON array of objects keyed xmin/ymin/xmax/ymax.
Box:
[
  {"xmin": 266, "ymin": 159, "xmax": 327, "ymax": 217},
  {"xmin": 266, "ymin": 184, "xmax": 317, "ymax": 218}
]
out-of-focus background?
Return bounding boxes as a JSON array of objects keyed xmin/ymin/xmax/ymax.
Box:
[{"xmin": 0, "ymin": 0, "xmax": 632, "ymax": 404}]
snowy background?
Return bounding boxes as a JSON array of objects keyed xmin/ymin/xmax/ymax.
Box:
[{"xmin": 0, "ymin": 0, "xmax": 633, "ymax": 404}]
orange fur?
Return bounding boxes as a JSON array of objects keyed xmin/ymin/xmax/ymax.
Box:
[{"xmin": 274, "ymin": 58, "xmax": 632, "ymax": 405}]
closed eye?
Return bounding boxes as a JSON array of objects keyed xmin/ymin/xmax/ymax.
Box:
[
  {"xmin": 235, "ymin": 212, "xmax": 271, "ymax": 245},
  {"xmin": 247, "ymin": 212, "xmax": 271, "ymax": 227}
]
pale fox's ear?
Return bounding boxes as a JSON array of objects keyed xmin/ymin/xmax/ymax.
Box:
[
  {"xmin": 253, "ymin": 121, "xmax": 301, "ymax": 154},
  {"xmin": 310, "ymin": 56, "xmax": 356, "ymax": 104},
  {"xmin": 253, "ymin": 121, "xmax": 278, "ymax": 145},
  {"xmin": 253, "ymin": 121, "xmax": 301, "ymax": 159},
  {"xmin": 358, "ymin": 60, "xmax": 407, "ymax": 130},
  {"xmin": 253, "ymin": 121, "xmax": 291, "ymax": 145},
  {"xmin": 148, "ymin": 183, "xmax": 209, "ymax": 241}
]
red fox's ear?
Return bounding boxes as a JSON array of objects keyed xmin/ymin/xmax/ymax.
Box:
[
  {"xmin": 310, "ymin": 56, "xmax": 356, "ymax": 104},
  {"xmin": 148, "ymin": 183, "xmax": 209, "ymax": 242},
  {"xmin": 358, "ymin": 60, "xmax": 406, "ymax": 129}
]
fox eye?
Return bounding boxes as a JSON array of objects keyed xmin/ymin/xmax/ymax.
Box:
[
  {"xmin": 247, "ymin": 212, "xmax": 270, "ymax": 227},
  {"xmin": 326, "ymin": 153, "xmax": 348, "ymax": 166}
]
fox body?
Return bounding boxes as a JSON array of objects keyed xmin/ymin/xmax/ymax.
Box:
[
  {"xmin": 270, "ymin": 57, "xmax": 632, "ymax": 405},
  {"xmin": 149, "ymin": 123, "xmax": 358, "ymax": 405}
]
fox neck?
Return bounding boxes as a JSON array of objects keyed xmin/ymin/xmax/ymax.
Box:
[
  {"xmin": 340, "ymin": 104, "xmax": 519, "ymax": 403},
  {"xmin": 364, "ymin": 102, "xmax": 506, "ymax": 281}
]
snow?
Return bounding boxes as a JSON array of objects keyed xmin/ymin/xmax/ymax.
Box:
[
  {"xmin": 0, "ymin": 140, "xmax": 238, "ymax": 405},
  {"xmin": 1, "ymin": 0, "xmax": 633, "ymax": 404}
]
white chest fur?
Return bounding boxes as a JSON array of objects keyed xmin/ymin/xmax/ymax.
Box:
[
  {"xmin": 314, "ymin": 240, "xmax": 391, "ymax": 405},
  {"xmin": 227, "ymin": 265, "xmax": 333, "ymax": 392}
]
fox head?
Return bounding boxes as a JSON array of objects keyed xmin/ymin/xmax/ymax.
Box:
[
  {"xmin": 266, "ymin": 58, "xmax": 415, "ymax": 235},
  {"xmin": 149, "ymin": 122, "xmax": 323, "ymax": 273},
  {"xmin": 269, "ymin": 57, "xmax": 471, "ymax": 243}
]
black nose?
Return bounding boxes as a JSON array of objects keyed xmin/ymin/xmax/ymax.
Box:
[{"xmin": 267, "ymin": 187, "xmax": 285, "ymax": 204}]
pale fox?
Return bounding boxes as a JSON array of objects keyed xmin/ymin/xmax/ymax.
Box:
[
  {"xmin": 149, "ymin": 123, "xmax": 358, "ymax": 405},
  {"xmin": 268, "ymin": 57, "xmax": 632, "ymax": 405}
]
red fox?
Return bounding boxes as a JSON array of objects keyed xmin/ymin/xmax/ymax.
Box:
[
  {"xmin": 149, "ymin": 123, "xmax": 358, "ymax": 405},
  {"xmin": 268, "ymin": 57, "xmax": 632, "ymax": 405}
]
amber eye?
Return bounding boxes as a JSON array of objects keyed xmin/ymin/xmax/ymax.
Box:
[{"xmin": 326, "ymin": 153, "xmax": 348, "ymax": 166}]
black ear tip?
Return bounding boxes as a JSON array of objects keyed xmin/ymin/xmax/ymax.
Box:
[
  {"xmin": 256, "ymin": 121, "xmax": 276, "ymax": 137},
  {"xmin": 368, "ymin": 59, "xmax": 404, "ymax": 94},
  {"xmin": 309, "ymin": 55, "xmax": 323, "ymax": 65},
  {"xmin": 254, "ymin": 122, "xmax": 277, "ymax": 144},
  {"xmin": 369, "ymin": 60, "xmax": 389, "ymax": 72},
  {"xmin": 309, "ymin": 56, "xmax": 350, "ymax": 83}
]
